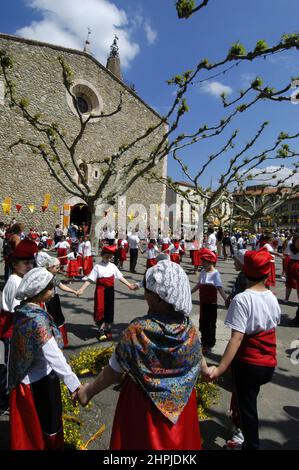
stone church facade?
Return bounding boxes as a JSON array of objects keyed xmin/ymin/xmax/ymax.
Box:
[{"xmin": 0, "ymin": 33, "xmax": 167, "ymax": 234}]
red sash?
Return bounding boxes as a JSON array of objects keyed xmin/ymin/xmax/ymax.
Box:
[
  {"xmin": 94, "ymin": 276, "xmax": 115, "ymax": 323},
  {"xmin": 147, "ymin": 258, "xmax": 157, "ymax": 268},
  {"xmin": 162, "ymin": 243, "xmax": 169, "ymax": 253},
  {"xmin": 0, "ymin": 310, "xmax": 14, "ymax": 338},
  {"xmin": 59, "ymin": 324, "xmax": 69, "ymax": 348},
  {"xmin": 236, "ymin": 329, "xmax": 277, "ymax": 367},
  {"xmin": 170, "ymin": 253, "xmax": 180, "ymax": 264}
]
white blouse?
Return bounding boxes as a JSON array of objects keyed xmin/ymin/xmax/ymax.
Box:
[{"xmin": 21, "ymin": 336, "xmax": 81, "ymax": 393}]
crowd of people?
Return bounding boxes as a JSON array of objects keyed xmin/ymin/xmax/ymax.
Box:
[{"xmin": 0, "ymin": 218, "xmax": 298, "ymax": 451}]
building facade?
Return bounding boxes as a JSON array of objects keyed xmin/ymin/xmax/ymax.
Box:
[{"xmin": 0, "ymin": 33, "xmax": 167, "ymax": 234}]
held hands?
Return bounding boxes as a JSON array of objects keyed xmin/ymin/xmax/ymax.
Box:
[
  {"xmin": 129, "ymin": 283, "xmax": 139, "ymax": 290},
  {"xmin": 201, "ymin": 365, "xmax": 221, "ymax": 381},
  {"xmin": 76, "ymin": 383, "xmax": 92, "ymax": 407}
]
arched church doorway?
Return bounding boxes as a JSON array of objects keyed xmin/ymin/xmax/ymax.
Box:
[{"xmin": 70, "ymin": 204, "xmax": 91, "ymax": 228}]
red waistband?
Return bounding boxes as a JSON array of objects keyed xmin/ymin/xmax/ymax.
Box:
[
  {"xmin": 96, "ymin": 276, "xmax": 115, "ymax": 287},
  {"xmin": 236, "ymin": 329, "xmax": 277, "ymax": 367}
]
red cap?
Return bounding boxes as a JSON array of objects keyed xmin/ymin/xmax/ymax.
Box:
[
  {"xmin": 243, "ymin": 248, "xmax": 272, "ymax": 279},
  {"xmin": 11, "ymin": 238, "xmax": 38, "ymax": 260},
  {"xmin": 102, "ymin": 245, "xmax": 116, "ymax": 255},
  {"xmin": 199, "ymin": 248, "xmax": 217, "ymax": 264}
]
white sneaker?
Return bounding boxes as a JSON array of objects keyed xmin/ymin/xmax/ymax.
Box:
[
  {"xmin": 81, "ymin": 276, "xmax": 89, "ymax": 281},
  {"xmin": 226, "ymin": 427, "xmax": 244, "ymax": 450}
]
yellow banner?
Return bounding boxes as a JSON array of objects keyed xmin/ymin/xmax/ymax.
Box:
[
  {"xmin": 2, "ymin": 203, "xmax": 11, "ymax": 215},
  {"xmin": 43, "ymin": 193, "xmax": 51, "ymax": 207}
]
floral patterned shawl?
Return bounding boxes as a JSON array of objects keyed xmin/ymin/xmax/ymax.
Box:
[
  {"xmin": 8, "ymin": 303, "xmax": 63, "ymax": 392},
  {"xmin": 115, "ymin": 312, "xmax": 201, "ymax": 424}
]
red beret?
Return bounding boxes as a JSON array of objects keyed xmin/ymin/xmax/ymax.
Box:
[
  {"xmin": 198, "ymin": 248, "xmax": 217, "ymax": 264},
  {"xmin": 11, "ymin": 238, "xmax": 38, "ymax": 260},
  {"xmin": 243, "ymin": 248, "xmax": 272, "ymax": 279},
  {"xmin": 101, "ymin": 245, "xmax": 116, "ymax": 255}
]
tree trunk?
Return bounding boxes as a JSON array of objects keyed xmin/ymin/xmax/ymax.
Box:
[{"xmin": 88, "ymin": 200, "xmax": 99, "ymax": 255}]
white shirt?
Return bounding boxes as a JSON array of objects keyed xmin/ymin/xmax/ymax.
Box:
[
  {"xmin": 263, "ymin": 243, "xmax": 275, "ymax": 262},
  {"xmin": 207, "ymin": 233, "xmax": 217, "ymax": 252},
  {"xmin": 237, "ymin": 237, "xmax": 244, "ymax": 248},
  {"xmin": 1, "ymin": 274, "xmax": 22, "ymax": 312},
  {"xmin": 169, "ymin": 243, "xmax": 182, "ymax": 254},
  {"xmin": 147, "ymin": 246, "xmax": 159, "ymax": 259},
  {"xmin": 55, "ymin": 241, "xmax": 69, "ymax": 250},
  {"xmin": 225, "ymin": 289, "xmax": 281, "ymax": 335},
  {"xmin": 128, "ymin": 235, "xmax": 140, "ymax": 249},
  {"xmin": 21, "ymin": 336, "xmax": 80, "ymax": 392},
  {"xmin": 88, "ymin": 262, "xmax": 123, "ymax": 282},
  {"xmin": 78, "ymin": 242, "xmax": 84, "ymax": 255},
  {"xmin": 162, "ymin": 237, "xmax": 171, "ymax": 245},
  {"xmin": 109, "ymin": 351, "xmax": 123, "ymax": 373},
  {"xmin": 230, "ymin": 236, "xmax": 236, "ymax": 245},
  {"xmin": 67, "ymin": 252, "xmax": 77, "ymax": 261},
  {"xmin": 199, "ymin": 269, "xmax": 222, "ymax": 287},
  {"xmin": 107, "ymin": 230, "xmax": 116, "ymax": 240},
  {"xmin": 83, "ymin": 240, "xmax": 92, "ymax": 257}
]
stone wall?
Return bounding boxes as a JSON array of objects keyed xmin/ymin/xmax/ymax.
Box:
[{"xmin": 0, "ymin": 34, "xmax": 167, "ymax": 235}]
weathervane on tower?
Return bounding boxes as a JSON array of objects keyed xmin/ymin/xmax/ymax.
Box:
[{"xmin": 110, "ymin": 34, "xmax": 120, "ymax": 58}]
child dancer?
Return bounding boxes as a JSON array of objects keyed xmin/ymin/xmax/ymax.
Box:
[
  {"xmin": 116, "ymin": 237, "xmax": 128, "ymax": 270},
  {"xmin": 8, "ymin": 267, "xmax": 82, "ymax": 449},
  {"xmin": 76, "ymin": 245, "xmax": 137, "ymax": 341},
  {"xmin": 209, "ymin": 249, "xmax": 281, "ymax": 450},
  {"xmin": 37, "ymin": 256, "xmax": 78, "ymax": 348},
  {"xmin": 168, "ymin": 239, "xmax": 184, "ymax": 265},
  {"xmin": 191, "ymin": 248, "xmax": 227, "ymax": 353},
  {"xmin": 82, "ymin": 235, "xmax": 93, "ymax": 277},
  {"xmin": 66, "ymin": 244, "xmax": 80, "ymax": 279},
  {"xmin": 0, "ymin": 239, "xmax": 37, "ymax": 415},
  {"xmin": 54, "ymin": 236, "xmax": 69, "ymax": 273},
  {"xmin": 146, "ymin": 239, "xmax": 159, "ymax": 269}
]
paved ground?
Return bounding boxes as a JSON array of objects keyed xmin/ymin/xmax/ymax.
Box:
[{"xmin": 1, "ymin": 253, "xmax": 299, "ymax": 450}]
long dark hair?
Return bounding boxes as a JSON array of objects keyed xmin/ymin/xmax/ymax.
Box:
[{"xmin": 290, "ymin": 234, "xmax": 299, "ymax": 255}]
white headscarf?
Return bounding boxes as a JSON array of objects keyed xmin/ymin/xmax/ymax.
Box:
[
  {"xmin": 15, "ymin": 267, "xmax": 54, "ymax": 300},
  {"xmin": 35, "ymin": 253, "xmax": 60, "ymax": 268},
  {"xmin": 234, "ymin": 249, "xmax": 247, "ymax": 265},
  {"xmin": 145, "ymin": 260, "xmax": 192, "ymax": 316}
]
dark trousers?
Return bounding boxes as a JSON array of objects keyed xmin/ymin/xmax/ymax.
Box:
[
  {"xmin": 199, "ymin": 303, "xmax": 217, "ymax": 348},
  {"xmin": 232, "ymin": 360, "xmax": 274, "ymax": 450},
  {"xmin": 130, "ymin": 249, "xmax": 138, "ymax": 272}
]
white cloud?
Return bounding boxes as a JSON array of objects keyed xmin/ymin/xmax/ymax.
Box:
[
  {"xmin": 16, "ymin": 0, "xmax": 156, "ymax": 68},
  {"xmin": 249, "ymin": 166, "xmax": 299, "ymax": 187},
  {"xmin": 200, "ymin": 81, "xmax": 233, "ymax": 98},
  {"xmin": 144, "ymin": 22, "xmax": 157, "ymax": 45}
]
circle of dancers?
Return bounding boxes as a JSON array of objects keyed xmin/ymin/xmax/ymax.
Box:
[{"xmin": 0, "ymin": 219, "xmax": 298, "ymax": 450}]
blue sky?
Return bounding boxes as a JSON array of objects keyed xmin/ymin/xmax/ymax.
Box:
[{"xmin": 1, "ymin": 0, "xmax": 299, "ymax": 189}]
